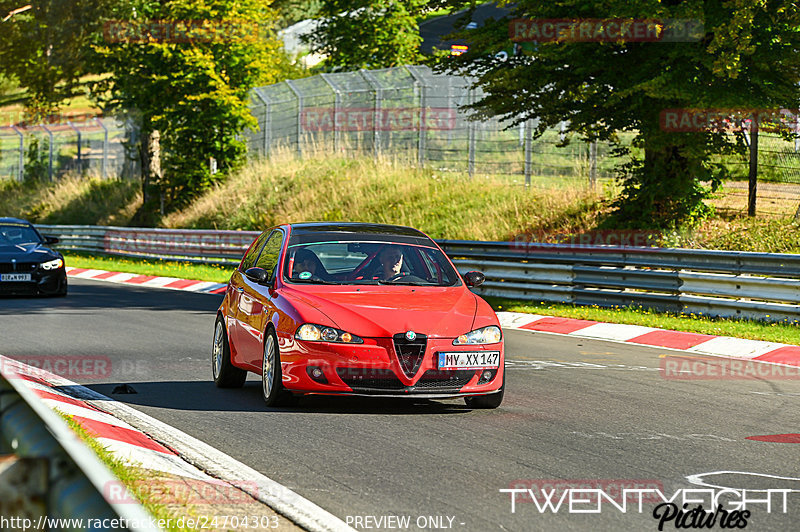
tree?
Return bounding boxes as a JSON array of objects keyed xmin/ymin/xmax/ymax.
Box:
[
  {"xmin": 92, "ymin": 0, "xmax": 289, "ymax": 217},
  {"xmin": 441, "ymin": 1, "xmax": 800, "ymax": 228},
  {"xmin": 0, "ymin": 0, "xmax": 117, "ymax": 119},
  {"xmin": 306, "ymin": 0, "xmax": 432, "ymax": 70}
]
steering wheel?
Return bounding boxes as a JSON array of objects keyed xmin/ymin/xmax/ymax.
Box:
[{"xmin": 385, "ymin": 272, "xmax": 407, "ymax": 282}]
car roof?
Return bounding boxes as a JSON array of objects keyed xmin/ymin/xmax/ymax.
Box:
[
  {"xmin": 0, "ymin": 217, "xmax": 33, "ymax": 225},
  {"xmin": 286, "ymin": 222, "xmax": 435, "ymax": 246}
]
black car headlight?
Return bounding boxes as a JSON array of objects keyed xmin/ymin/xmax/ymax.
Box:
[
  {"xmin": 295, "ymin": 323, "xmax": 364, "ymax": 344},
  {"xmin": 453, "ymin": 325, "xmax": 502, "ymax": 345},
  {"xmin": 40, "ymin": 258, "xmax": 64, "ymax": 270}
]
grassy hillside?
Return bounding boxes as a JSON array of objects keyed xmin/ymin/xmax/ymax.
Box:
[{"xmin": 1, "ymin": 148, "xmax": 799, "ymax": 252}]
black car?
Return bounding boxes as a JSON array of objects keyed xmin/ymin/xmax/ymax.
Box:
[{"xmin": 0, "ymin": 218, "xmax": 67, "ymax": 296}]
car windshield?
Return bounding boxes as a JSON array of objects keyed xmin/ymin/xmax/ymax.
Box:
[
  {"xmin": 283, "ymin": 241, "xmax": 461, "ymax": 287},
  {"xmin": 0, "ymin": 224, "xmax": 42, "ymax": 246}
]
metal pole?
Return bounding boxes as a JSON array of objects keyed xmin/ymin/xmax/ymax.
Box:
[
  {"xmin": 41, "ymin": 124, "xmax": 54, "ymax": 182},
  {"xmin": 68, "ymin": 121, "xmax": 82, "ymax": 174},
  {"xmin": 359, "ymin": 69, "xmax": 382, "ymax": 161},
  {"xmin": 252, "ymin": 90, "xmax": 271, "ymax": 157},
  {"xmin": 406, "ymin": 66, "xmax": 427, "ymax": 167},
  {"xmin": 524, "ymin": 120, "xmax": 533, "ymax": 187},
  {"xmin": 285, "ymin": 80, "xmax": 304, "ymax": 157},
  {"xmin": 589, "ymin": 140, "xmax": 598, "ymax": 189},
  {"xmin": 467, "ymin": 89, "xmax": 476, "ymax": 178},
  {"xmin": 11, "ymin": 126, "xmax": 23, "ymax": 182},
  {"xmin": 320, "ymin": 73, "xmax": 341, "ymax": 153},
  {"xmin": 748, "ymin": 119, "xmax": 758, "ymax": 217},
  {"xmin": 94, "ymin": 117, "xmax": 108, "ymax": 179}
]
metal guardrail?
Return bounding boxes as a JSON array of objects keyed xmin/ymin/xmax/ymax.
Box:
[
  {"xmin": 0, "ymin": 357, "xmax": 162, "ymax": 532},
  {"xmin": 36, "ymin": 225, "xmax": 800, "ymax": 323}
]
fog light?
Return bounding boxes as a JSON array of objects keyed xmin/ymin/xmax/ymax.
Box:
[
  {"xmin": 477, "ymin": 369, "xmax": 497, "ymax": 385},
  {"xmin": 306, "ymin": 366, "xmax": 328, "ymax": 384}
]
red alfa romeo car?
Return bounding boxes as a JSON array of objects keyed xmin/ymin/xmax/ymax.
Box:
[{"xmin": 212, "ymin": 223, "xmax": 504, "ymax": 408}]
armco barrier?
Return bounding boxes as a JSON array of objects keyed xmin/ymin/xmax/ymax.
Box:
[
  {"xmin": 0, "ymin": 357, "xmax": 162, "ymax": 531},
  {"xmin": 36, "ymin": 225, "xmax": 800, "ymax": 322}
]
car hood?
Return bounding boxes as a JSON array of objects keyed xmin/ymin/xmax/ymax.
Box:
[
  {"xmin": 0, "ymin": 243, "xmax": 57, "ymax": 262},
  {"xmin": 283, "ymin": 285, "xmax": 480, "ymax": 338}
]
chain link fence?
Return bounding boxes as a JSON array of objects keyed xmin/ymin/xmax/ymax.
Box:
[
  {"xmin": 247, "ymin": 65, "xmax": 620, "ymax": 187},
  {"xmin": 0, "ymin": 116, "xmax": 140, "ymax": 182}
]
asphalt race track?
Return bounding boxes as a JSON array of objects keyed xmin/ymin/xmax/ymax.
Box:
[{"xmin": 2, "ymin": 278, "xmax": 799, "ymax": 531}]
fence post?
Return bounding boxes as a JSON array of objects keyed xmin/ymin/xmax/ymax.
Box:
[
  {"xmin": 68, "ymin": 121, "xmax": 83, "ymax": 175},
  {"xmin": 467, "ymin": 89, "xmax": 476, "ymax": 178},
  {"xmin": 748, "ymin": 120, "xmax": 758, "ymax": 217},
  {"xmin": 252, "ymin": 90, "xmax": 271, "ymax": 157},
  {"xmin": 94, "ymin": 118, "xmax": 108, "ymax": 179},
  {"xmin": 359, "ymin": 69, "xmax": 381, "ymax": 161},
  {"xmin": 41, "ymin": 124, "xmax": 54, "ymax": 181},
  {"xmin": 589, "ymin": 140, "xmax": 597, "ymax": 189},
  {"xmin": 320, "ymin": 74, "xmax": 341, "ymax": 153},
  {"xmin": 406, "ymin": 67, "xmax": 427, "ymax": 167},
  {"xmin": 524, "ymin": 120, "xmax": 533, "ymax": 187},
  {"xmin": 285, "ymin": 80, "xmax": 304, "ymax": 157},
  {"xmin": 11, "ymin": 126, "xmax": 23, "ymax": 182}
]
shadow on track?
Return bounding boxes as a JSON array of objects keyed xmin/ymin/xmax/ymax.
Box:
[
  {"xmin": 0, "ymin": 278, "xmax": 222, "ymax": 315},
  {"xmin": 69, "ymin": 380, "xmax": 472, "ymax": 416}
]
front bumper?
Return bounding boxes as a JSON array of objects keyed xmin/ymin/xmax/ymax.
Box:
[
  {"xmin": 0, "ymin": 268, "xmax": 67, "ymax": 296},
  {"xmin": 279, "ymin": 334, "xmax": 504, "ymax": 396}
]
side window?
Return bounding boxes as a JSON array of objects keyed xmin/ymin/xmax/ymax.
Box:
[
  {"xmin": 254, "ymin": 231, "xmax": 284, "ymax": 279},
  {"xmin": 239, "ymin": 232, "xmax": 269, "ymax": 272}
]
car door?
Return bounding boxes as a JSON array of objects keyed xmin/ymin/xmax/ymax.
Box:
[
  {"xmin": 229, "ymin": 231, "xmax": 270, "ymax": 363},
  {"xmin": 236, "ymin": 229, "xmax": 285, "ymax": 368}
]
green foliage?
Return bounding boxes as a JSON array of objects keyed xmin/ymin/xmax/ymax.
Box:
[
  {"xmin": 441, "ymin": 0, "xmax": 800, "ymax": 229},
  {"xmin": 0, "ymin": 0, "xmax": 115, "ymax": 117},
  {"xmin": 92, "ymin": 0, "xmax": 289, "ymax": 211},
  {"xmin": 23, "ymin": 137, "xmax": 50, "ymax": 183},
  {"xmin": 273, "ymin": 0, "xmax": 323, "ymax": 26},
  {"xmin": 307, "ymin": 0, "xmax": 432, "ymax": 70}
]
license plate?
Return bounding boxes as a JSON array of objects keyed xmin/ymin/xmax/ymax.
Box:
[
  {"xmin": 1, "ymin": 273, "xmax": 31, "ymax": 282},
  {"xmin": 0, "ymin": 273, "xmax": 31, "ymax": 282},
  {"xmin": 438, "ymin": 351, "xmax": 500, "ymax": 370}
]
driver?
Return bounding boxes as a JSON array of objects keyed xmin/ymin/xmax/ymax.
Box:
[
  {"xmin": 292, "ymin": 248, "xmax": 329, "ymax": 280},
  {"xmin": 377, "ymin": 245, "xmax": 405, "ymax": 280}
]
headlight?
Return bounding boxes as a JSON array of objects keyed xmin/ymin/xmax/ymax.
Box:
[
  {"xmin": 40, "ymin": 258, "xmax": 64, "ymax": 270},
  {"xmin": 453, "ymin": 325, "xmax": 502, "ymax": 345},
  {"xmin": 295, "ymin": 324, "xmax": 363, "ymax": 344}
]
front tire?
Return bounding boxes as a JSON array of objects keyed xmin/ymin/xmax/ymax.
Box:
[
  {"xmin": 261, "ymin": 329, "xmax": 293, "ymax": 407},
  {"xmin": 465, "ymin": 374, "xmax": 504, "ymax": 409},
  {"xmin": 212, "ymin": 316, "xmax": 246, "ymax": 388}
]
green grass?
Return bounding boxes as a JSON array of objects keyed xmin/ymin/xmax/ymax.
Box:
[
  {"xmin": 64, "ymin": 252, "xmax": 234, "ymax": 283},
  {"xmin": 487, "ymin": 297, "xmax": 800, "ymax": 345}
]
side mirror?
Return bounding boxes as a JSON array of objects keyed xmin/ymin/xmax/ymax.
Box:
[
  {"xmin": 244, "ymin": 267, "xmax": 270, "ymax": 285},
  {"xmin": 44, "ymin": 235, "xmax": 60, "ymax": 245},
  {"xmin": 464, "ymin": 271, "xmax": 485, "ymax": 287}
]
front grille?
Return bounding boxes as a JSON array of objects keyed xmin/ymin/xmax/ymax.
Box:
[
  {"xmin": 337, "ymin": 368, "xmax": 406, "ymax": 390},
  {"xmin": 0, "ymin": 283, "xmax": 37, "ymax": 295},
  {"xmin": 0, "ymin": 262, "xmax": 37, "ymax": 274},
  {"xmin": 415, "ymin": 370, "xmax": 475, "ymax": 389},
  {"xmin": 393, "ymin": 333, "xmax": 427, "ymax": 378},
  {"xmin": 336, "ymin": 367, "xmax": 475, "ymax": 393}
]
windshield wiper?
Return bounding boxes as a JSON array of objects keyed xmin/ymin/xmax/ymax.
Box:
[
  {"xmin": 377, "ymin": 280, "xmax": 430, "ymax": 286},
  {"xmin": 289, "ymin": 278, "xmax": 341, "ymax": 285}
]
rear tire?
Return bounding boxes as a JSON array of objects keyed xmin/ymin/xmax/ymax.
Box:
[
  {"xmin": 212, "ymin": 316, "xmax": 246, "ymax": 388},
  {"xmin": 465, "ymin": 374, "xmax": 504, "ymax": 409}
]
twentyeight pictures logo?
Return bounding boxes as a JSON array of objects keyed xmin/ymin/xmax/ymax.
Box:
[{"xmin": 501, "ymin": 482, "xmax": 793, "ymax": 529}]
